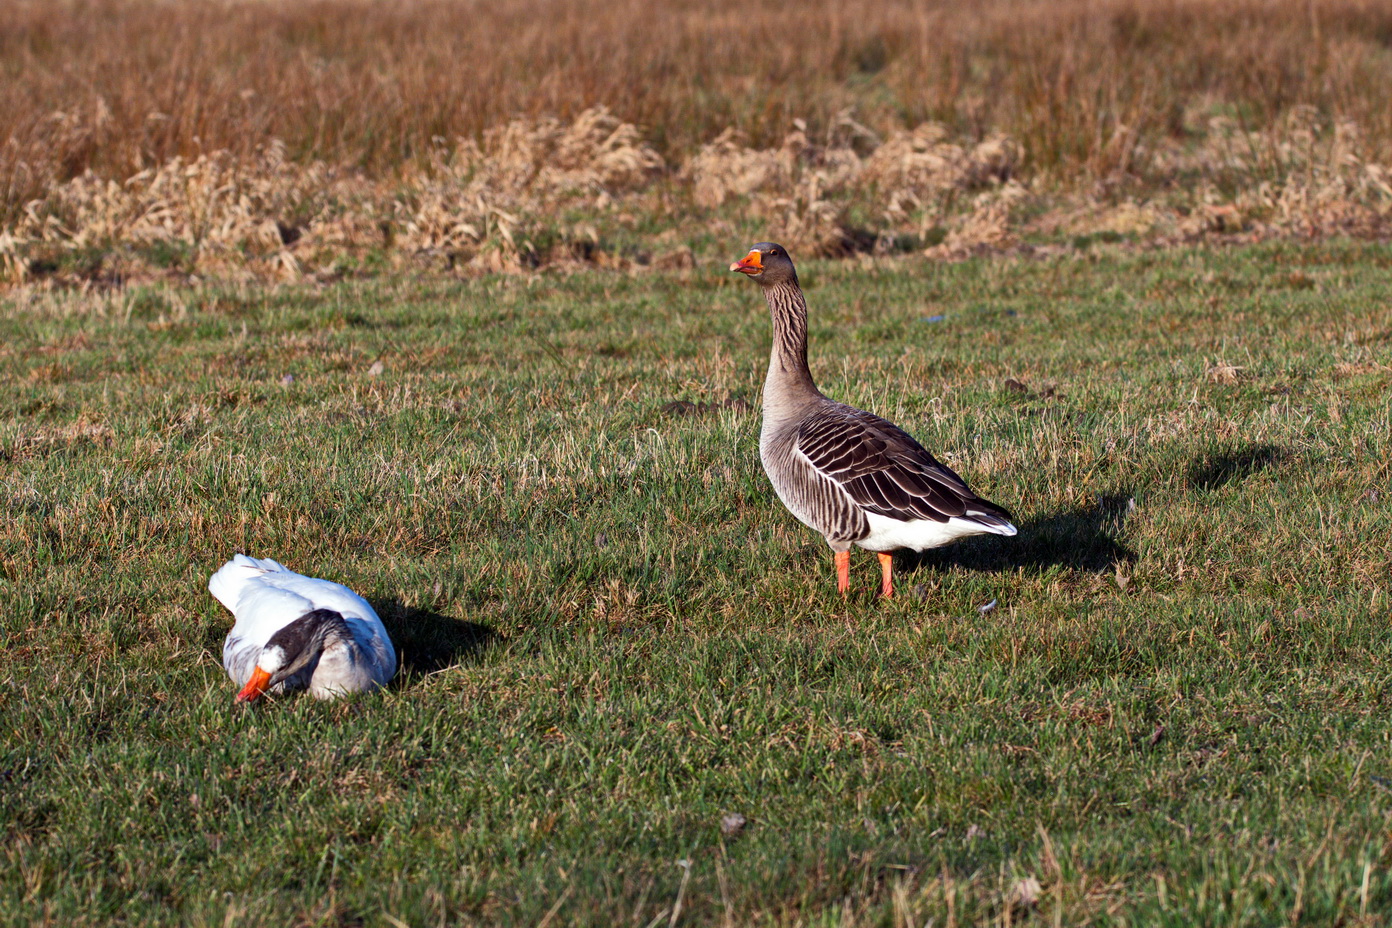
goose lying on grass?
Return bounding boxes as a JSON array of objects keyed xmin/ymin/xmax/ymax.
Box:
[
  {"xmin": 730, "ymin": 242, "xmax": 1017, "ymax": 597},
  {"xmin": 209, "ymin": 554, "xmax": 396, "ymax": 702}
]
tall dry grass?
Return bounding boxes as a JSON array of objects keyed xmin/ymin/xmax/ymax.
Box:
[
  {"xmin": 2, "ymin": 0, "xmax": 1392, "ymax": 283},
  {"xmin": 5, "ymin": 0, "xmax": 1392, "ymax": 203}
]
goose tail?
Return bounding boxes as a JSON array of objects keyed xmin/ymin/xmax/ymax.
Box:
[
  {"xmin": 208, "ymin": 554, "xmax": 293, "ymax": 613},
  {"xmin": 969, "ymin": 512, "xmax": 1018, "ymax": 537},
  {"xmin": 965, "ymin": 499, "xmax": 1018, "ymax": 537}
]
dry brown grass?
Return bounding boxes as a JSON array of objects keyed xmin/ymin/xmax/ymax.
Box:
[{"xmin": 3, "ymin": 0, "xmax": 1392, "ymax": 283}]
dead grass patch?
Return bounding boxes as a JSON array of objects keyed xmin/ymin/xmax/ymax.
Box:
[
  {"xmin": 3, "ymin": 0, "xmax": 1392, "ymax": 285},
  {"xmin": 3, "ymin": 102, "xmax": 1389, "ymax": 288}
]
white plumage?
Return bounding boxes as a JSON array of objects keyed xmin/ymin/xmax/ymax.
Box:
[
  {"xmin": 860, "ymin": 510, "xmax": 1017, "ymax": 553},
  {"xmin": 209, "ymin": 554, "xmax": 396, "ymax": 702}
]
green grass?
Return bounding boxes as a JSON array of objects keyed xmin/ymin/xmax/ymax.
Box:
[{"xmin": 2, "ymin": 240, "xmax": 1392, "ymax": 926}]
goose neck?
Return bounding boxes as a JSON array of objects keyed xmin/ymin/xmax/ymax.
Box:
[{"xmin": 762, "ymin": 279, "xmax": 819, "ymax": 403}]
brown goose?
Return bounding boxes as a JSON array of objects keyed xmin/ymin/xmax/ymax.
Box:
[{"xmin": 730, "ymin": 242, "xmax": 1016, "ymax": 597}]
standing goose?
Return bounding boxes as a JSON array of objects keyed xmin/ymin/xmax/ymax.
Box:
[
  {"xmin": 731, "ymin": 243, "xmax": 1017, "ymax": 597},
  {"xmin": 209, "ymin": 554, "xmax": 396, "ymax": 702}
]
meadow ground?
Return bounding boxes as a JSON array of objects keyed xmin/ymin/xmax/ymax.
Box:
[{"xmin": 2, "ymin": 239, "xmax": 1391, "ymax": 925}]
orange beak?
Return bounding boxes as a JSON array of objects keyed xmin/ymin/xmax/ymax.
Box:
[
  {"xmin": 729, "ymin": 250, "xmax": 763, "ymax": 275},
  {"xmin": 235, "ymin": 666, "xmax": 273, "ymax": 703}
]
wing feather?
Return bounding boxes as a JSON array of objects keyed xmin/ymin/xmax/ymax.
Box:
[{"xmin": 795, "ymin": 403, "xmax": 1012, "ymax": 526}]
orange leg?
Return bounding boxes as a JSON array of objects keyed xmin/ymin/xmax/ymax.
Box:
[
  {"xmin": 877, "ymin": 552, "xmax": 894, "ymax": 598},
  {"xmin": 834, "ymin": 550, "xmax": 851, "ymax": 594}
]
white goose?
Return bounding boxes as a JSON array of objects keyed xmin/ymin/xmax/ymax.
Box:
[{"xmin": 209, "ymin": 554, "xmax": 397, "ymax": 702}]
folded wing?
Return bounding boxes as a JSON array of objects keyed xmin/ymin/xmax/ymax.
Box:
[{"xmin": 795, "ymin": 403, "xmax": 1014, "ymax": 529}]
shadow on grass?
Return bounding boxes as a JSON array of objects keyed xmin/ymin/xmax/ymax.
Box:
[
  {"xmin": 900, "ymin": 494, "xmax": 1138, "ymax": 577},
  {"xmin": 373, "ymin": 599, "xmax": 497, "ymax": 681},
  {"xmin": 1187, "ymin": 443, "xmax": 1286, "ymax": 490}
]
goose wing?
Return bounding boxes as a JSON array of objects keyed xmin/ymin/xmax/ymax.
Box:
[
  {"xmin": 252, "ymin": 570, "xmax": 380, "ymax": 626},
  {"xmin": 795, "ymin": 403, "xmax": 1012, "ymax": 526},
  {"xmin": 237, "ymin": 563, "xmax": 395, "ymax": 679}
]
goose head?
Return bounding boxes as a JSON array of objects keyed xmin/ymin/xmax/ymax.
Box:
[
  {"xmin": 235, "ymin": 608, "xmax": 352, "ymax": 703},
  {"xmin": 730, "ymin": 242, "xmax": 797, "ymax": 285}
]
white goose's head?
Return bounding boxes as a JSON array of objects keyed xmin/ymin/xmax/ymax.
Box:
[{"xmin": 235, "ymin": 609, "xmax": 351, "ymax": 703}]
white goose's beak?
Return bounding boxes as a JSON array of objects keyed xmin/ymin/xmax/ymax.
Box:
[{"xmin": 235, "ymin": 666, "xmax": 273, "ymax": 703}]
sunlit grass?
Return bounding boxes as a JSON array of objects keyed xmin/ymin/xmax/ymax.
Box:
[{"xmin": 2, "ymin": 240, "xmax": 1391, "ymax": 924}]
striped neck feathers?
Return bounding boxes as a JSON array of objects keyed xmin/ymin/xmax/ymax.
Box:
[{"xmin": 761, "ymin": 277, "xmax": 819, "ymax": 399}]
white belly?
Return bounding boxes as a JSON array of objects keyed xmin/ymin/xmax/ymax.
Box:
[{"xmin": 858, "ymin": 511, "xmax": 1016, "ymax": 553}]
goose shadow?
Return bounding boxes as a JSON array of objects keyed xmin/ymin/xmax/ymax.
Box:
[
  {"xmin": 372, "ymin": 598, "xmax": 497, "ymax": 680},
  {"xmin": 899, "ymin": 493, "xmax": 1138, "ymax": 577}
]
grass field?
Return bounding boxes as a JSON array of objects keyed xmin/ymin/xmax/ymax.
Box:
[{"xmin": 2, "ymin": 239, "xmax": 1391, "ymax": 924}]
